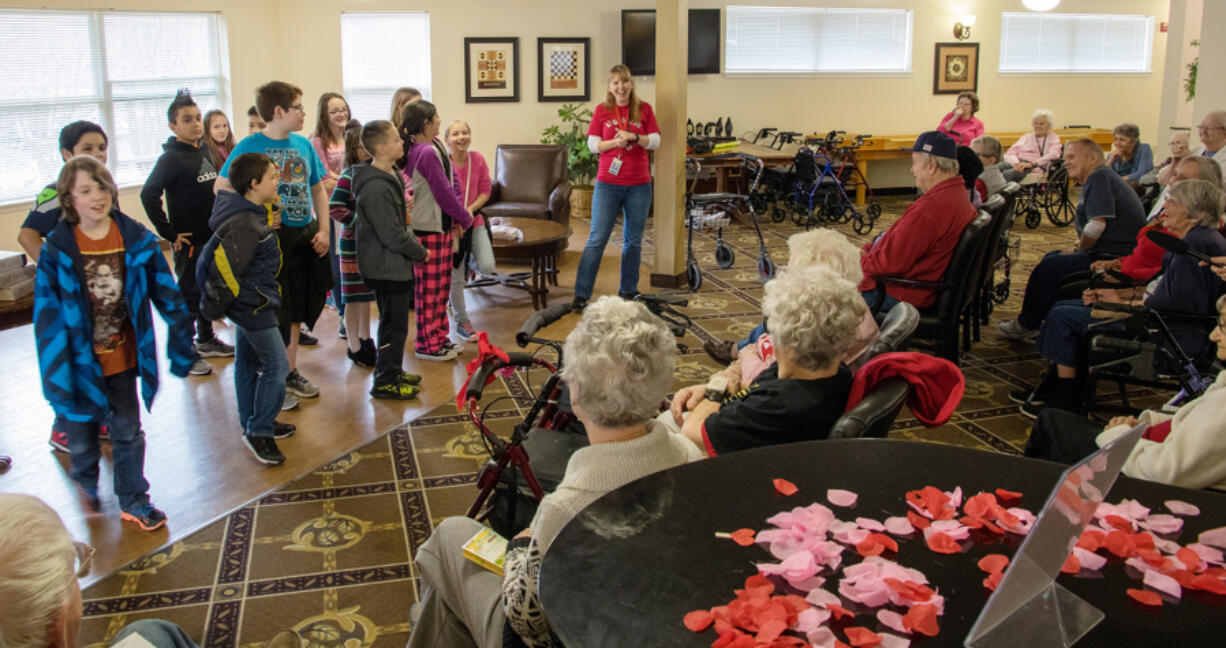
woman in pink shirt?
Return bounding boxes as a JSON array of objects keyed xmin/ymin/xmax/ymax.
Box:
[
  {"xmin": 1002, "ymin": 108, "xmax": 1063, "ymax": 182},
  {"xmin": 937, "ymin": 91, "xmax": 984, "ymax": 146},
  {"xmin": 444, "ymin": 119, "xmax": 494, "ymax": 342}
]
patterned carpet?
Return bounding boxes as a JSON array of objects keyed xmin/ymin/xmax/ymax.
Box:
[{"xmin": 79, "ymin": 190, "xmax": 1171, "ymax": 647}]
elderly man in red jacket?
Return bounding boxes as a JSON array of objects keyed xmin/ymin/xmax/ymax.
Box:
[{"xmin": 860, "ymin": 131, "xmax": 977, "ymax": 312}]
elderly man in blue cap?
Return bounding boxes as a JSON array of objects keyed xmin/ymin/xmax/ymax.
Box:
[{"xmin": 858, "ymin": 131, "xmax": 977, "ymax": 312}]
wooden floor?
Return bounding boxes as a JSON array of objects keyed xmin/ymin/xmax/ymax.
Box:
[{"xmin": 0, "ymin": 218, "xmax": 619, "ymax": 586}]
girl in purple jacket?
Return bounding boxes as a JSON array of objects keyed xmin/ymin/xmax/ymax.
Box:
[{"xmin": 400, "ymin": 101, "xmax": 473, "ymax": 361}]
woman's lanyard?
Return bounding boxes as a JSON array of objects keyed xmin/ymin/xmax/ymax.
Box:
[
  {"xmin": 1037, "ymin": 134, "xmax": 1047, "ymax": 159},
  {"xmin": 613, "ymin": 105, "xmax": 632, "ymax": 159}
]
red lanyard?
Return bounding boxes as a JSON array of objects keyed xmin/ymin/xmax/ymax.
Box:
[{"xmin": 613, "ymin": 105, "xmax": 631, "ymax": 133}]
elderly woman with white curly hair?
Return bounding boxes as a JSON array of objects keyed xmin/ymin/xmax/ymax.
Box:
[
  {"xmin": 667, "ymin": 266, "xmax": 862, "ymax": 456},
  {"xmin": 0, "ymin": 493, "xmax": 203, "ymax": 648},
  {"xmin": 704, "ymin": 229, "xmax": 878, "ymax": 371},
  {"xmin": 406, "ymin": 296, "xmax": 702, "ymax": 648}
]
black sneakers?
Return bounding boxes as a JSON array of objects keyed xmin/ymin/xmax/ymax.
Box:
[
  {"xmin": 243, "ymin": 435, "xmax": 286, "ymax": 465},
  {"xmin": 273, "ymin": 421, "xmax": 296, "ymax": 439},
  {"xmin": 347, "ymin": 339, "xmax": 377, "ymax": 368}
]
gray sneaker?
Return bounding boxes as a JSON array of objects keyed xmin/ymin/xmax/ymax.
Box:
[
  {"xmin": 189, "ymin": 359, "xmax": 213, "ymax": 375},
  {"xmin": 286, "ymin": 369, "xmax": 320, "ymax": 398},
  {"xmin": 997, "ymin": 318, "xmax": 1039, "ymax": 341},
  {"xmin": 281, "ymin": 393, "xmax": 299, "ymax": 411},
  {"xmin": 195, "ymin": 338, "xmax": 235, "ymax": 357}
]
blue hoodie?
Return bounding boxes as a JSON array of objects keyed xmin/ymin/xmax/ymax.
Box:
[
  {"xmin": 196, "ymin": 190, "xmax": 282, "ymax": 330},
  {"xmin": 34, "ymin": 211, "xmax": 195, "ymax": 422}
]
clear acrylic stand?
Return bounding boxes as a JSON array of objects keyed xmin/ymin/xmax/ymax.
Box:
[{"xmin": 964, "ymin": 423, "xmax": 1147, "ymax": 647}]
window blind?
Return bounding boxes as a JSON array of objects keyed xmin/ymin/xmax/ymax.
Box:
[
  {"xmin": 341, "ymin": 12, "xmax": 432, "ymax": 124},
  {"xmin": 726, "ymin": 6, "xmax": 912, "ymax": 74},
  {"xmin": 0, "ymin": 10, "xmax": 228, "ymax": 204},
  {"xmin": 1000, "ymin": 13, "xmax": 1153, "ymax": 73}
]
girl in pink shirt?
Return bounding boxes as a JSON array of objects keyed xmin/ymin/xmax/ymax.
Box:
[{"xmin": 444, "ymin": 119, "xmax": 495, "ymax": 342}]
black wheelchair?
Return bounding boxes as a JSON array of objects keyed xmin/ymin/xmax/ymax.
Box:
[{"xmin": 1014, "ymin": 158, "xmax": 1076, "ymax": 229}]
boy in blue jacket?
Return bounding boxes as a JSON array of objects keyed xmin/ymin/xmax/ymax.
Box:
[
  {"xmin": 34, "ymin": 155, "xmax": 196, "ymax": 531},
  {"xmin": 197, "ymin": 153, "xmax": 294, "ymax": 465}
]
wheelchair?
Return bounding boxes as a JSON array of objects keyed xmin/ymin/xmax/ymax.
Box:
[
  {"xmin": 1082, "ymin": 301, "xmax": 1219, "ymax": 416},
  {"xmin": 1015, "ymin": 157, "xmax": 1076, "ymax": 229},
  {"xmin": 463, "ymin": 296, "xmax": 692, "ymax": 537}
]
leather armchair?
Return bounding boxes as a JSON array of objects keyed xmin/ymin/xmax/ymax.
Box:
[{"xmin": 482, "ymin": 144, "xmax": 572, "ymax": 228}]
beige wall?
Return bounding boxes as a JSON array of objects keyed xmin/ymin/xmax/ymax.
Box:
[{"xmin": 1, "ymin": 0, "xmax": 1174, "ymax": 251}]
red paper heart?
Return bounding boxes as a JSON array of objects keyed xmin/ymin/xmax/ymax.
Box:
[
  {"xmin": 683, "ymin": 609, "xmax": 714, "ymax": 632},
  {"xmin": 926, "ymin": 531, "xmax": 960, "ymax": 554},
  {"xmin": 773, "ymin": 478, "xmax": 799, "ymax": 496},
  {"xmin": 730, "ymin": 528, "xmax": 756, "ymax": 546},
  {"xmin": 977, "ymin": 554, "xmax": 1009, "ymax": 574},
  {"xmin": 1126, "ymin": 588, "xmax": 1163, "ymax": 606},
  {"xmin": 845, "ymin": 626, "xmax": 883, "ymax": 648}
]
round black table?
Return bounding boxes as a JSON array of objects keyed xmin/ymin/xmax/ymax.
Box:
[{"xmin": 539, "ymin": 439, "xmax": 1226, "ymax": 647}]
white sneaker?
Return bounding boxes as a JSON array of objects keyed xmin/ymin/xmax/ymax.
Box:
[
  {"xmin": 997, "ymin": 318, "xmax": 1039, "ymax": 341},
  {"xmin": 189, "ymin": 359, "xmax": 213, "ymax": 375},
  {"xmin": 281, "ymin": 393, "xmax": 299, "ymax": 411},
  {"xmin": 414, "ymin": 346, "xmax": 459, "ymax": 362}
]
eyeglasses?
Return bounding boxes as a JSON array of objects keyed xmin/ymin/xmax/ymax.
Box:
[
  {"xmin": 73, "ymin": 541, "xmax": 95, "ymax": 578},
  {"xmin": 1197, "ymin": 124, "xmax": 1225, "ymax": 132},
  {"xmin": 291, "ymin": 104, "xmax": 305, "ymax": 113},
  {"xmin": 328, "ymin": 108, "xmax": 350, "ymax": 116}
]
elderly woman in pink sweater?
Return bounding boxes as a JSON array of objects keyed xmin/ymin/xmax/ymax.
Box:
[
  {"xmin": 936, "ymin": 91, "xmax": 984, "ymax": 146},
  {"xmin": 1002, "ymin": 108, "xmax": 1063, "ymax": 182}
]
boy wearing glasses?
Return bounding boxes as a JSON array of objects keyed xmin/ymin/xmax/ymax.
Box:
[{"xmin": 215, "ymin": 81, "xmax": 331, "ymax": 403}]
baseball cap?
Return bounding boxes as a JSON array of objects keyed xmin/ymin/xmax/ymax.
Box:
[{"xmin": 902, "ymin": 131, "xmax": 957, "ymax": 160}]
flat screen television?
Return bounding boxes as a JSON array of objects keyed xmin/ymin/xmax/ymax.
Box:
[{"xmin": 621, "ymin": 8, "xmax": 720, "ymax": 76}]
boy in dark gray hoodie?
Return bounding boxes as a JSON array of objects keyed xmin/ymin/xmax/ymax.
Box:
[
  {"xmin": 353, "ymin": 121, "xmax": 429, "ymax": 399},
  {"xmin": 140, "ymin": 90, "xmax": 232, "ymax": 366}
]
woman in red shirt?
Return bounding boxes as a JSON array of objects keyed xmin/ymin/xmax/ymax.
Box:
[{"xmin": 572, "ymin": 64, "xmax": 661, "ymax": 308}]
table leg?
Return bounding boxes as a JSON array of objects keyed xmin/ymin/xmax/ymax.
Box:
[{"xmin": 855, "ymin": 159, "xmax": 868, "ymax": 206}]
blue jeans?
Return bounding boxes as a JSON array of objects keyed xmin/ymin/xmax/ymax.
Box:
[
  {"xmin": 1018, "ymin": 251, "xmax": 1094, "ymax": 329},
  {"xmin": 234, "ymin": 325, "xmax": 289, "ymax": 438},
  {"xmin": 1036, "ymin": 299, "xmax": 1124, "ymax": 367},
  {"xmin": 574, "ymin": 181, "xmax": 653, "ymax": 299},
  {"xmin": 61, "ymin": 368, "xmax": 149, "ymax": 511},
  {"xmin": 738, "ymin": 320, "xmax": 768, "ymax": 351},
  {"xmin": 861, "ymin": 287, "xmax": 900, "ymax": 314}
]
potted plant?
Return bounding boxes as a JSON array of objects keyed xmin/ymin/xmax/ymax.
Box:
[{"xmin": 541, "ymin": 103, "xmax": 598, "ymax": 218}]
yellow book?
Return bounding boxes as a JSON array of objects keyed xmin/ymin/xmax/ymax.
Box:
[{"xmin": 462, "ymin": 527, "xmax": 508, "ymax": 576}]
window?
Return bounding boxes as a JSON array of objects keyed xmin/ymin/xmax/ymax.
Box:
[
  {"xmin": 999, "ymin": 13, "xmax": 1154, "ymax": 73},
  {"xmin": 0, "ymin": 10, "xmax": 228, "ymax": 204},
  {"xmin": 725, "ymin": 6, "xmax": 912, "ymax": 75},
  {"xmin": 341, "ymin": 12, "xmax": 432, "ymax": 124}
]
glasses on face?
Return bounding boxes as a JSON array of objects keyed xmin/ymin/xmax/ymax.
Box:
[
  {"xmin": 328, "ymin": 108, "xmax": 349, "ymax": 116},
  {"xmin": 291, "ymin": 104, "xmax": 305, "ymax": 113},
  {"xmin": 1197, "ymin": 124, "xmax": 1224, "ymax": 132},
  {"xmin": 73, "ymin": 541, "xmax": 95, "ymax": 578}
]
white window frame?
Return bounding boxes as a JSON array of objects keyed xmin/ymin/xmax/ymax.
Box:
[
  {"xmin": 999, "ymin": 12, "xmax": 1154, "ymax": 75},
  {"xmin": 0, "ymin": 9, "xmax": 229, "ymax": 206},
  {"xmin": 725, "ymin": 6, "xmax": 913, "ymax": 77},
  {"xmin": 340, "ymin": 11, "xmax": 432, "ymax": 124}
]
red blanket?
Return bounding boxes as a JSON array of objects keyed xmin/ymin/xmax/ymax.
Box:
[{"xmin": 845, "ymin": 352, "xmax": 964, "ymax": 427}]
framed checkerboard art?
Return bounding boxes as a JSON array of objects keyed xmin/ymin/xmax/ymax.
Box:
[
  {"xmin": 538, "ymin": 37, "xmax": 590, "ymax": 102},
  {"xmin": 465, "ymin": 37, "xmax": 519, "ymax": 103}
]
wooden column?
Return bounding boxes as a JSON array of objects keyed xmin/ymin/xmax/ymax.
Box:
[{"xmin": 650, "ymin": 0, "xmax": 688, "ymax": 289}]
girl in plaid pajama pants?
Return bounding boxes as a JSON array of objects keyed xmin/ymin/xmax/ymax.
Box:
[{"xmin": 400, "ymin": 101, "xmax": 473, "ymax": 359}]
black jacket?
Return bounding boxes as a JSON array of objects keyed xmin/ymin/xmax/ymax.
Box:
[
  {"xmin": 352, "ymin": 162, "xmax": 427, "ymax": 282},
  {"xmin": 195, "ymin": 191, "xmax": 282, "ymax": 330},
  {"xmin": 140, "ymin": 137, "xmax": 218, "ymax": 250}
]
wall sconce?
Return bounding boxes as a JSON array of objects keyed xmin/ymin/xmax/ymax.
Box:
[{"xmin": 954, "ymin": 15, "xmax": 976, "ymax": 41}]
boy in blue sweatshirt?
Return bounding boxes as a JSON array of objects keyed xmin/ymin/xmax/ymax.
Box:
[
  {"xmin": 34, "ymin": 155, "xmax": 196, "ymax": 531},
  {"xmin": 197, "ymin": 153, "xmax": 294, "ymax": 465},
  {"xmin": 140, "ymin": 90, "xmax": 233, "ymax": 370}
]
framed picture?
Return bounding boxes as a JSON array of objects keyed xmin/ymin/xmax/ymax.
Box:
[
  {"xmin": 933, "ymin": 42, "xmax": 979, "ymax": 95},
  {"xmin": 538, "ymin": 37, "xmax": 590, "ymax": 102},
  {"xmin": 465, "ymin": 37, "xmax": 519, "ymax": 103}
]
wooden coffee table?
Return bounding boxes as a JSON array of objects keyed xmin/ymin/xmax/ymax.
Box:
[{"xmin": 467, "ymin": 217, "xmax": 571, "ymax": 309}]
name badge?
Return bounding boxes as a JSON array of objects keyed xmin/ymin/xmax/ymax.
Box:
[{"xmin": 608, "ymin": 157, "xmax": 623, "ymax": 176}]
